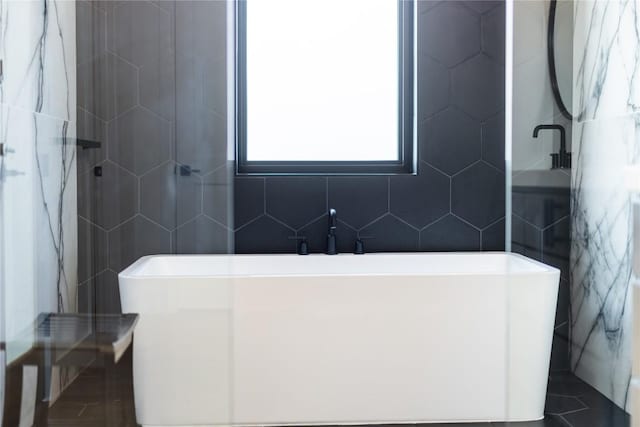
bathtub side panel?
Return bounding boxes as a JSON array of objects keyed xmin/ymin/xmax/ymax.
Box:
[
  {"xmin": 119, "ymin": 276, "xmax": 233, "ymax": 426},
  {"xmin": 507, "ymin": 272, "xmax": 560, "ymax": 420},
  {"xmin": 232, "ymin": 274, "xmax": 509, "ymax": 424}
]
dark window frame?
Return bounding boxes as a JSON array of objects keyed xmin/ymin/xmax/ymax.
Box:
[{"xmin": 235, "ymin": 0, "xmax": 416, "ymax": 176}]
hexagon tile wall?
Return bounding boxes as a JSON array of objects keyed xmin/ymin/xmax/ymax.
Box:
[
  {"xmin": 234, "ymin": 0, "xmax": 506, "ymax": 254},
  {"xmin": 75, "ymin": 0, "xmax": 507, "ymax": 313},
  {"xmin": 76, "ymin": 0, "xmax": 232, "ymax": 313}
]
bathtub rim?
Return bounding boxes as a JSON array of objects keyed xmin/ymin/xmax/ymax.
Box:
[
  {"xmin": 118, "ymin": 251, "xmax": 560, "ymax": 281},
  {"xmin": 138, "ymin": 416, "xmax": 546, "ymax": 427}
]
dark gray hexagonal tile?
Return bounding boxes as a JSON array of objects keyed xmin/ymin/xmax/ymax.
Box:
[
  {"xmin": 547, "ymin": 371, "xmax": 600, "ymax": 397},
  {"xmin": 544, "ymin": 395, "xmax": 587, "ymax": 415},
  {"xmin": 511, "ymin": 215, "xmax": 542, "ymax": 261},
  {"xmin": 418, "ymin": 0, "xmax": 444, "ymax": 15},
  {"xmin": 94, "ymin": 270, "xmax": 122, "ymax": 314},
  {"xmin": 175, "ymin": 169, "xmax": 204, "ymax": 228},
  {"xmin": 76, "ymin": 108, "xmax": 108, "ymax": 175},
  {"xmin": 234, "ymin": 177, "xmax": 265, "ymax": 229},
  {"xmin": 359, "ymin": 215, "xmax": 419, "ymax": 252},
  {"xmin": 481, "ymin": 3, "xmax": 505, "ymax": 64},
  {"xmin": 203, "ymin": 56, "xmax": 227, "ymax": 117},
  {"xmin": 77, "ymin": 269, "xmax": 122, "ymax": 314},
  {"xmin": 77, "ymin": 52, "xmax": 137, "ymax": 121},
  {"xmin": 152, "ymin": 0, "xmax": 175, "ymax": 15},
  {"xmin": 512, "ymin": 187, "xmax": 570, "ymax": 229},
  {"xmin": 390, "ymin": 164, "xmax": 449, "ymax": 228},
  {"xmin": 451, "ymin": 162, "xmax": 505, "ymax": 228},
  {"xmin": 77, "ymin": 160, "xmax": 138, "ymax": 230},
  {"xmin": 92, "ymin": 0, "xmax": 126, "ymax": 13},
  {"xmin": 561, "ymin": 392, "xmax": 628, "ymax": 427},
  {"xmin": 420, "ymin": 214, "xmax": 480, "ymax": 251},
  {"xmin": 451, "ymin": 54, "xmax": 504, "ymax": 120},
  {"xmin": 108, "ymin": 1, "xmax": 173, "ymax": 69},
  {"xmin": 421, "ymin": 107, "xmax": 481, "ymax": 175},
  {"xmin": 420, "ymin": 3, "xmax": 480, "ymax": 67},
  {"xmin": 140, "ymin": 59, "xmax": 175, "ymax": 120},
  {"xmin": 527, "ymin": 415, "xmax": 570, "ymax": 427},
  {"xmin": 555, "ymin": 278, "xmax": 570, "ymax": 326},
  {"xmin": 175, "ymin": 52, "xmax": 207, "ymax": 121},
  {"xmin": 174, "ymin": 215, "xmax": 231, "ymax": 254},
  {"xmin": 77, "ymin": 280, "xmax": 93, "ymax": 314},
  {"xmin": 235, "ymin": 216, "xmax": 296, "ymax": 254},
  {"xmin": 203, "ymin": 164, "xmax": 234, "ymax": 227},
  {"xmin": 140, "ymin": 162, "xmax": 202, "ymax": 230},
  {"xmin": 175, "ymin": 52, "xmax": 202, "ymax": 106},
  {"xmin": 108, "ymin": 216, "xmax": 171, "ymax": 272},
  {"xmin": 266, "ymin": 177, "xmax": 327, "ymax": 229},
  {"xmin": 481, "ymin": 217, "xmax": 505, "ymax": 251},
  {"xmin": 127, "ymin": 1, "xmax": 175, "ymax": 121},
  {"xmin": 542, "ymin": 215, "xmax": 570, "ymax": 281},
  {"xmin": 77, "ymin": 217, "xmax": 108, "ymax": 284},
  {"xmin": 76, "ymin": 0, "xmax": 107, "ymax": 64},
  {"xmin": 175, "ymin": 0, "xmax": 226, "ymax": 63},
  {"xmin": 550, "ymin": 323, "xmax": 570, "ymax": 372},
  {"xmin": 175, "ymin": 54, "xmax": 226, "ymax": 173},
  {"xmin": 328, "ymin": 176, "xmax": 389, "ymax": 229},
  {"xmin": 176, "ymin": 107, "xmax": 227, "ymax": 174},
  {"xmin": 464, "ymin": 0, "xmax": 501, "ymax": 14},
  {"xmin": 481, "ymin": 111, "xmax": 505, "ymax": 171},
  {"xmin": 511, "ymin": 190, "xmax": 527, "ymax": 225},
  {"xmin": 430, "ymin": 420, "xmax": 564, "ymax": 427},
  {"xmin": 419, "ymin": 56, "xmax": 450, "ymax": 119},
  {"xmin": 108, "ymin": 107, "xmax": 172, "ymax": 175},
  {"xmin": 297, "ymin": 217, "xmax": 357, "ymax": 254}
]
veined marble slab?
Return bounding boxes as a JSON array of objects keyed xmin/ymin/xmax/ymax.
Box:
[
  {"xmin": 573, "ymin": 0, "xmax": 640, "ymax": 122},
  {"xmin": 570, "ymin": 115, "xmax": 638, "ymax": 409},
  {"xmin": 0, "ymin": 0, "xmax": 76, "ymax": 120},
  {"xmin": 1, "ymin": 104, "xmax": 77, "ymax": 377},
  {"xmin": 570, "ymin": 0, "xmax": 640, "ymax": 410},
  {"xmin": 0, "ymin": 0, "xmax": 77, "ymax": 407}
]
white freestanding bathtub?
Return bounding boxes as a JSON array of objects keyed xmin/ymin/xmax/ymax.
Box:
[{"xmin": 119, "ymin": 252, "xmax": 559, "ymax": 427}]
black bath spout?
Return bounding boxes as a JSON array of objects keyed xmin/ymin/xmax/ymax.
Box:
[
  {"xmin": 327, "ymin": 208, "xmax": 337, "ymax": 255},
  {"xmin": 533, "ymin": 124, "xmax": 571, "ymax": 169}
]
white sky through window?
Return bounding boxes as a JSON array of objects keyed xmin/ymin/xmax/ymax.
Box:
[{"xmin": 246, "ymin": 0, "xmax": 400, "ymax": 162}]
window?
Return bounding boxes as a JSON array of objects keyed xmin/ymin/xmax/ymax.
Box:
[{"xmin": 236, "ymin": 0, "xmax": 416, "ymax": 175}]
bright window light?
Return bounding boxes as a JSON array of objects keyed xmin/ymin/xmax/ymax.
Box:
[{"xmin": 245, "ymin": 0, "xmax": 400, "ymax": 162}]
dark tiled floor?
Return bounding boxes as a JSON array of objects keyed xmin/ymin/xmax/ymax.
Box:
[
  {"xmin": 44, "ymin": 355, "xmax": 630, "ymax": 427},
  {"xmin": 44, "ymin": 350, "xmax": 137, "ymax": 426}
]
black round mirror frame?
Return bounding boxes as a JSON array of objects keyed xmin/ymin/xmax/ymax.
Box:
[{"xmin": 547, "ymin": 0, "xmax": 573, "ymax": 121}]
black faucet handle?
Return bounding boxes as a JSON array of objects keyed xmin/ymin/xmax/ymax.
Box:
[
  {"xmin": 559, "ymin": 151, "xmax": 571, "ymax": 169},
  {"xmin": 288, "ymin": 235, "xmax": 309, "ymax": 255},
  {"xmin": 354, "ymin": 236, "xmax": 375, "ymax": 255},
  {"xmin": 328, "ymin": 208, "xmax": 337, "ymax": 230}
]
